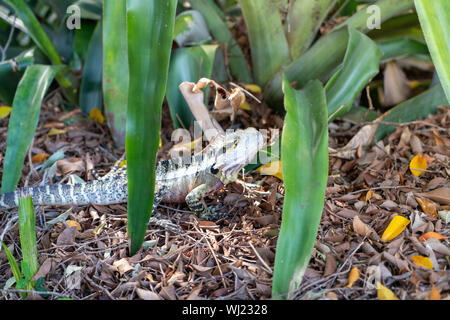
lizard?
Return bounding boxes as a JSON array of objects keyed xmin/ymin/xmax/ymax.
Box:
[{"xmin": 0, "ymin": 128, "xmax": 264, "ymax": 223}]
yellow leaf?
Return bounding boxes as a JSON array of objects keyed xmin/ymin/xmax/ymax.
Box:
[
  {"xmin": 32, "ymin": 153, "xmax": 50, "ymax": 163},
  {"xmin": 47, "ymin": 128, "xmax": 67, "ymax": 136},
  {"xmin": 89, "ymin": 107, "xmax": 104, "ymax": 124},
  {"xmin": 243, "ymin": 84, "xmax": 262, "ymax": 94},
  {"xmin": 429, "ymin": 285, "xmax": 441, "ymax": 300},
  {"xmin": 365, "ymin": 189, "xmax": 373, "ymax": 201},
  {"xmin": 410, "ymin": 255, "xmax": 433, "ymax": 270},
  {"xmin": 118, "ymin": 160, "xmax": 127, "ymax": 168},
  {"xmin": 381, "ymin": 215, "xmax": 410, "ymax": 242},
  {"xmin": 346, "ymin": 267, "xmax": 360, "ymax": 288},
  {"xmin": 415, "ymin": 197, "xmax": 438, "ymax": 218},
  {"xmin": 0, "ymin": 106, "xmax": 12, "ymax": 119},
  {"xmin": 377, "ymin": 282, "xmax": 399, "ymax": 300},
  {"xmin": 257, "ymin": 160, "xmax": 282, "ymax": 180},
  {"xmin": 159, "ymin": 137, "xmax": 162, "ymax": 149},
  {"xmin": 66, "ymin": 220, "xmax": 82, "ymax": 231},
  {"xmin": 240, "ymin": 101, "xmax": 252, "ymax": 111},
  {"xmin": 409, "ymin": 154, "xmax": 427, "ymax": 176},
  {"xmin": 419, "ymin": 232, "xmax": 448, "ymax": 242}
]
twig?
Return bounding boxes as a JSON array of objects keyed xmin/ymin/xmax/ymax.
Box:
[
  {"xmin": 1, "ymin": 288, "xmax": 69, "ymax": 298},
  {"xmin": 248, "ymin": 241, "xmax": 273, "ymax": 275}
]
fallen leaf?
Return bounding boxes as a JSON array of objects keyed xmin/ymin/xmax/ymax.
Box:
[
  {"xmin": 365, "ymin": 189, "xmax": 373, "ymax": 201},
  {"xmin": 32, "ymin": 153, "xmax": 50, "ymax": 163},
  {"xmin": 346, "ymin": 267, "xmax": 360, "ymax": 288},
  {"xmin": 198, "ymin": 221, "xmax": 218, "ymax": 228},
  {"xmin": 57, "ymin": 158, "xmax": 84, "ymax": 175},
  {"xmin": 243, "ymin": 84, "xmax": 262, "ymax": 94},
  {"xmin": 136, "ymin": 288, "xmax": 161, "ymax": 300},
  {"xmin": 89, "ymin": 107, "xmax": 104, "ymax": 124},
  {"xmin": 31, "ymin": 258, "xmax": 55, "ymax": 281},
  {"xmin": 0, "ymin": 106, "xmax": 12, "ymax": 119},
  {"xmin": 438, "ymin": 210, "xmax": 449, "ymax": 224},
  {"xmin": 113, "ymin": 258, "xmax": 134, "ymax": 276},
  {"xmin": 424, "ymin": 238, "xmax": 450, "ymax": 256},
  {"xmin": 418, "ymin": 187, "xmax": 450, "ymax": 205},
  {"xmin": 419, "ymin": 232, "xmax": 448, "ymax": 242},
  {"xmin": 410, "ymin": 255, "xmax": 433, "ymax": 270},
  {"xmin": 381, "ymin": 215, "xmax": 410, "ymax": 242},
  {"xmin": 429, "ymin": 285, "xmax": 441, "ymax": 300},
  {"xmin": 47, "ymin": 128, "xmax": 67, "ymax": 136},
  {"xmin": 353, "ymin": 216, "xmax": 376, "ymax": 238},
  {"xmin": 56, "ymin": 226, "xmax": 77, "ymax": 246},
  {"xmin": 415, "ymin": 197, "xmax": 438, "ymax": 218},
  {"xmin": 240, "ymin": 101, "xmax": 252, "ymax": 111},
  {"xmin": 409, "ymin": 154, "xmax": 427, "ymax": 176},
  {"xmin": 66, "ymin": 220, "xmax": 82, "ymax": 231},
  {"xmin": 257, "ymin": 160, "xmax": 282, "ymax": 180},
  {"xmin": 323, "ymin": 254, "xmax": 337, "ymax": 277},
  {"xmin": 377, "ymin": 282, "xmax": 399, "ymax": 300}
]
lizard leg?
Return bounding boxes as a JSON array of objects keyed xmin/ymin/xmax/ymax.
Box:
[
  {"xmin": 185, "ymin": 184, "xmax": 226, "ymax": 221},
  {"xmin": 148, "ymin": 185, "xmax": 183, "ymax": 233}
]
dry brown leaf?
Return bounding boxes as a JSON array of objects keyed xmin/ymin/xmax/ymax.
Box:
[
  {"xmin": 409, "ymin": 134, "xmax": 423, "ymax": 155},
  {"xmin": 113, "ymin": 258, "xmax": 134, "ymax": 276},
  {"xmin": 136, "ymin": 288, "xmax": 161, "ymax": 300},
  {"xmin": 57, "ymin": 158, "xmax": 84, "ymax": 175},
  {"xmin": 56, "ymin": 226, "xmax": 77, "ymax": 246},
  {"xmin": 353, "ymin": 216, "xmax": 376, "ymax": 238},
  {"xmin": 31, "ymin": 258, "xmax": 56, "ymax": 281},
  {"xmin": 415, "ymin": 197, "xmax": 438, "ymax": 218},
  {"xmin": 417, "ymin": 187, "xmax": 450, "ymax": 205},
  {"xmin": 383, "ymin": 61, "xmax": 410, "ymax": 106},
  {"xmin": 323, "ymin": 253, "xmax": 337, "ymax": 277}
]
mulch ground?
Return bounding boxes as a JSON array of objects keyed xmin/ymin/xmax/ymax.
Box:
[{"xmin": 0, "ymin": 89, "xmax": 448, "ymax": 300}]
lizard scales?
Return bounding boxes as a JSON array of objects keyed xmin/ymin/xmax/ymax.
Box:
[{"xmin": 0, "ymin": 128, "xmax": 264, "ymax": 220}]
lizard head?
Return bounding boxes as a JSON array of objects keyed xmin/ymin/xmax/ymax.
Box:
[{"xmin": 213, "ymin": 127, "xmax": 264, "ymax": 181}]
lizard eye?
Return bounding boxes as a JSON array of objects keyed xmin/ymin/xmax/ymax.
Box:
[{"xmin": 210, "ymin": 166, "xmax": 219, "ymax": 175}]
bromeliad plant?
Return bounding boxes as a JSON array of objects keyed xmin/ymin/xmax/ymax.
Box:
[{"xmin": 1, "ymin": 0, "xmax": 449, "ymax": 300}]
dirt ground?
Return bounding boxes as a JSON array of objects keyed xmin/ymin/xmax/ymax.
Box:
[{"xmin": 0, "ymin": 91, "xmax": 448, "ymax": 300}]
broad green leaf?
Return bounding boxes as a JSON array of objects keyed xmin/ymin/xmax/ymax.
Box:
[
  {"xmin": 166, "ymin": 45, "xmax": 217, "ymax": 129},
  {"xmin": 103, "ymin": 0, "xmax": 128, "ymax": 147},
  {"xmin": 2, "ymin": 65, "xmax": 58, "ymax": 194},
  {"xmin": 264, "ymin": 0, "xmax": 415, "ymax": 107},
  {"xmin": 0, "ymin": 49, "xmax": 34, "ymax": 105},
  {"xmin": 72, "ymin": 0, "xmax": 103, "ymax": 20},
  {"xmin": 377, "ymin": 38, "xmax": 429, "ymax": 62},
  {"xmin": 375, "ymin": 84, "xmax": 448, "ymax": 140},
  {"xmin": 80, "ymin": 20, "xmax": 102, "ymax": 114},
  {"xmin": 414, "ymin": 0, "xmax": 450, "ymax": 103},
  {"xmin": 285, "ymin": 0, "xmax": 337, "ymax": 59},
  {"xmin": 326, "ymin": 26, "xmax": 382, "ymax": 121},
  {"xmin": 18, "ymin": 196, "xmax": 39, "ymax": 280},
  {"xmin": 272, "ymin": 76, "xmax": 328, "ymax": 299},
  {"xmin": 239, "ymin": 0, "xmax": 290, "ymax": 86},
  {"xmin": 189, "ymin": 0, "xmax": 252, "ymax": 83},
  {"xmin": 126, "ymin": 0, "xmax": 177, "ymax": 255}
]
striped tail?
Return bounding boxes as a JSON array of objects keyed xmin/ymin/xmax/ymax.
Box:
[{"xmin": 0, "ymin": 176, "xmax": 128, "ymax": 210}]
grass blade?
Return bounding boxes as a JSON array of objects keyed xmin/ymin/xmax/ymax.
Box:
[
  {"xmin": 1, "ymin": 65, "xmax": 58, "ymax": 194},
  {"xmin": 414, "ymin": 0, "xmax": 450, "ymax": 102},
  {"xmin": 272, "ymin": 76, "xmax": 328, "ymax": 299},
  {"xmin": 238, "ymin": 0, "xmax": 290, "ymax": 86},
  {"xmin": 189, "ymin": 0, "xmax": 252, "ymax": 83},
  {"xmin": 80, "ymin": 20, "xmax": 103, "ymax": 114},
  {"xmin": 166, "ymin": 45, "xmax": 217, "ymax": 129},
  {"xmin": 126, "ymin": 0, "xmax": 177, "ymax": 255},
  {"xmin": 18, "ymin": 195, "xmax": 38, "ymax": 279},
  {"xmin": 1, "ymin": 241, "xmax": 22, "ymax": 283}
]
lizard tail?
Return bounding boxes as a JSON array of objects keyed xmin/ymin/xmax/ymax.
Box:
[{"xmin": 0, "ymin": 178, "xmax": 128, "ymax": 211}]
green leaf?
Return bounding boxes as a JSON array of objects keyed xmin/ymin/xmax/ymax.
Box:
[
  {"xmin": 80, "ymin": 20, "xmax": 103, "ymax": 114},
  {"xmin": 414, "ymin": 0, "xmax": 450, "ymax": 103},
  {"xmin": 326, "ymin": 26, "xmax": 382, "ymax": 121},
  {"xmin": 377, "ymin": 38, "xmax": 429, "ymax": 62},
  {"xmin": 3, "ymin": 0, "xmax": 77, "ymax": 102},
  {"xmin": 1, "ymin": 65, "xmax": 58, "ymax": 194},
  {"xmin": 189, "ymin": 0, "xmax": 252, "ymax": 83},
  {"xmin": 272, "ymin": 76, "xmax": 328, "ymax": 299},
  {"xmin": 239, "ymin": 0, "xmax": 290, "ymax": 86},
  {"xmin": 1, "ymin": 242, "xmax": 22, "ymax": 284},
  {"xmin": 0, "ymin": 49, "xmax": 34, "ymax": 105},
  {"xmin": 166, "ymin": 45, "xmax": 218, "ymax": 128},
  {"xmin": 126, "ymin": 0, "xmax": 177, "ymax": 255},
  {"xmin": 285, "ymin": 0, "xmax": 337, "ymax": 59},
  {"xmin": 18, "ymin": 195, "xmax": 38, "ymax": 281},
  {"xmin": 375, "ymin": 84, "xmax": 448, "ymax": 140},
  {"xmin": 264, "ymin": 0, "xmax": 415, "ymax": 107},
  {"xmin": 103, "ymin": 0, "xmax": 128, "ymax": 147}
]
